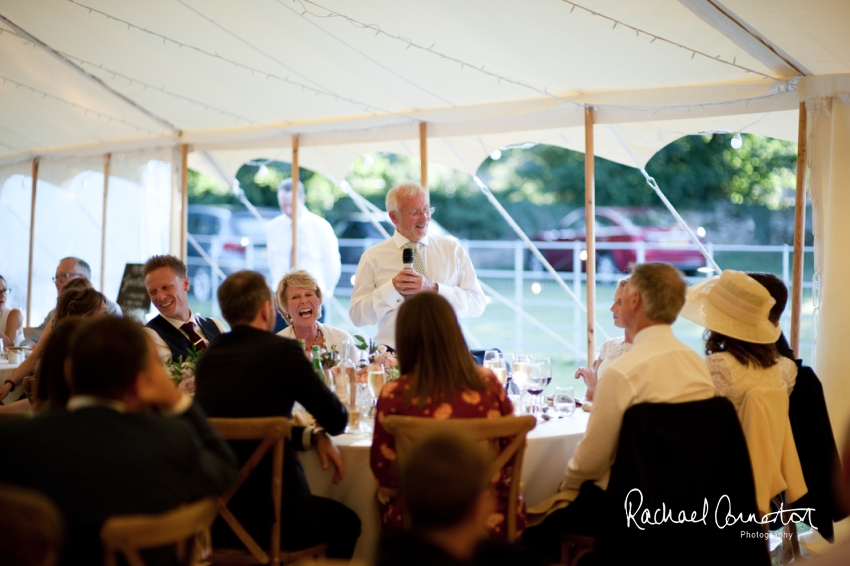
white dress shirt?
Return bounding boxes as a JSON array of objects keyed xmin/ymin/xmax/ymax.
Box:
[
  {"xmin": 144, "ymin": 309, "xmax": 227, "ymax": 364},
  {"xmin": 561, "ymin": 324, "xmax": 715, "ymax": 498},
  {"xmin": 349, "ymin": 231, "xmax": 486, "ymax": 348},
  {"xmin": 266, "ymin": 209, "xmax": 341, "ymax": 297}
]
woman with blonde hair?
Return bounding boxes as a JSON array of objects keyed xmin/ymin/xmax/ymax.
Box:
[
  {"xmin": 575, "ymin": 276, "xmax": 633, "ymax": 400},
  {"xmin": 370, "ymin": 292, "xmax": 523, "ymax": 540},
  {"xmin": 275, "ymin": 270, "xmax": 357, "ymax": 362}
]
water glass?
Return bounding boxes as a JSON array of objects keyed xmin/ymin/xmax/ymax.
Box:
[{"xmin": 554, "ymin": 386, "xmax": 577, "ymax": 416}]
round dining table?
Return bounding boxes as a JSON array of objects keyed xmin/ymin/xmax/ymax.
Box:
[{"xmin": 298, "ymin": 409, "xmax": 590, "ymax": 562}]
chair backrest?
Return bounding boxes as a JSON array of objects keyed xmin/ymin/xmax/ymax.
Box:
[
  {"xmin": 381, "ymin": 414, "xmax": 536, "ymax": 542},
  {"xmin": 739, "ymin": 385, "xmax": 807, "ymax": 516},
  {"xmin": 100, "ymin": 497, "xmax": 217, "ymax": 566},
  {"xmin": 598, "ymin": 398, "xmax": 770, "ymax": 566},
  {"xmin": 207, "ymin": 417, "xmax": 291, "ymax": 565}
]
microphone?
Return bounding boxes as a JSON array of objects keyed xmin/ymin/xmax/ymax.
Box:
[{"xmin": 402, "ymin": 248, "xmax": 414, "ymax": 271}]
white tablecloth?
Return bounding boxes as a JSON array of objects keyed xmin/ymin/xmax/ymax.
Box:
[{"xmin": 298, "ymin": 410, "xmax": 589, "ymax": 561}]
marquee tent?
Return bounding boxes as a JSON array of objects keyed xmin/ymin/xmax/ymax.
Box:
[{"xmin": 2, "ymin": 0, "xmax": 850, "ymax": 445}]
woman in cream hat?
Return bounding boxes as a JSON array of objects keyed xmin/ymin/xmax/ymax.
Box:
[{"xmin": 680, "ymin": 269, "xmax": 787, "ymax": 410}]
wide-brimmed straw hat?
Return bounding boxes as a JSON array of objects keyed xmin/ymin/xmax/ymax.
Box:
[{"xmin": 680, "ymin": 270, "xmax": 780, "ymax": 344}]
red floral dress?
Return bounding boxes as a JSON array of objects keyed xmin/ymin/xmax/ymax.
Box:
[{"xmin": 369, "ymin": 367, "xmax": 526, "ymax": 540}]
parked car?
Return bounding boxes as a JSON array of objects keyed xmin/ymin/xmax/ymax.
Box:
[
  {"xmin": 187, "ymin": 204, "xmax": 280, "ymax": 301},
  {"xmin": 533, "ymin": 207, "xmax": 707, "ymax": 276},
  {"xmin": 334, "ymin": 212, "xmax": 452, "ymax": 265}
]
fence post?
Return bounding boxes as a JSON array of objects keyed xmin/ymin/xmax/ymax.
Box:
[
  {"xmin": 636, "ymin": 240, "xmax": 646, "ymax": 266},
  {"xmin": 782, "ymin": 244, "xmax": 790, "ymax": 286},
  {"xmin": 573, "ymin": 241, "xmax": 582, "ymax": 364},
  {"xmin": 514, "ymin": 241, "xmax": 524, "ymax": 354},
  {"xmin": 706, "ymin": 243, "xmax": 715, "ymax": 278},
  {"xmin": 211, "ymin": 236, "xmax": 221, "ymax": 319}
]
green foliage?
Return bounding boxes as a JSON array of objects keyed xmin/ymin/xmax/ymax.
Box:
[{"xmin": 187, "ymin": 133, "xmax": 798, "ymax": 241}]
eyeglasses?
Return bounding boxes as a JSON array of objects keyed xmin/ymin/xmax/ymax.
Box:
[
  {"xmin": 401, "ymin": 207, "xmax": 435, "ymax": 218},
  {"xmin": 0, "ymin": 288, "xmax": 9, "ymax": 297},
  {"xmin": 53, "ymin": 273, "xmax": 84, "ymax": 283}
]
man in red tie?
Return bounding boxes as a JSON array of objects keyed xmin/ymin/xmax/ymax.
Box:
[{"xmin": 143, "ymin": 255, "xmax": 226, "ymax": 364}]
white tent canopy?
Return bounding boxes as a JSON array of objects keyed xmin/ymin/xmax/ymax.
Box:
[{"xmin": 2, "ymin": 0, "xmax": 845, "ymax": 175}]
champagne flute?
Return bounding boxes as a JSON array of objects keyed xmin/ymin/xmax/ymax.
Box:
[
  {"xmin": 512, "ymin": 354, "xmax": 533, "ymax": 389},
  {"xmin": 482, "ymin": 350, "xmax": 499, "ymax": 369},
  {"xmin": 367, "ymin": 363, "xmax": 386, "ymax": 399},
  {"xmin": 491, "ymin": 356, "xmax": 508, "ymax": 386}
]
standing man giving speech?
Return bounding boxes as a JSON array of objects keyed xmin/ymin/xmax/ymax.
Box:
[{"xmin": 349, "ymin": 183, "xmax": 486, "ymax": 348}]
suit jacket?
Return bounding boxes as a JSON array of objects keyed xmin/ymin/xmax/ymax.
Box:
[
  {"xmin": 597, "ymin": 398, "xmax": 769, "ymax": 566},
  {"xmin": 0, "ymin": 402, "xmax": 237, "ymax": 566},
  {"xmin": 788, "ymin": 361, "xmax": 846, "ymax": 541},
  {"xmin": 193, "ymin": 325, "xmax": 348, "ymax": 547},
  {"xmin": 146, "ymin": 314, "xmax": 222, "ymax": 360}
]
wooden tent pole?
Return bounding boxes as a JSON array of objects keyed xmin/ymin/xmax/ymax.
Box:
[
  {"xmin": 291, "ymin": 134, "xmax": 300, "ymax": 269},
  {"xmin": 179, "ymin": 144, "xmax": 189, "ymax": 263},
  {"xmin": 419, "ymin": 122, "xmax": 428, "ymax": 188},
  {"xmin": 791, "ymin": 102, "xmax": 807, "ymax": 357},
  {"xmin": 101, "ymin": 153, "xmax": 111, "ymax": 291},
  {"xmin": 26, "ymin": 158, "xmax": 39, "ymax": 326},
  {"xmin": 585, "ymin": 106, "xmax": 596, "ymax": 365}
]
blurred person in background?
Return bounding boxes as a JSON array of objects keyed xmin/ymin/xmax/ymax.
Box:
[
  {"xmin": 370, "ymin": 292, "xmax": 521, "ymax": 540},
  {"xmin": 33, "ymin": 318, "xmax": 85, "ymax": 413},
  {"xmin": 0, "ymin": 274, "xmax": 23, "ymax": 348},
  {"xmin": 22, "ymin": 257, "xmax": 121, "ymax": 346},
  {"xmin": 1, "ymin": 286, "xmax": 106, "ymax": 409},
  {"xmin": 267, "ymin": 178, "xmax": 341, "ymax": 322},
  {"xmin": 0, "ymin": 485, "xmax": 64, "ymax": 566}
]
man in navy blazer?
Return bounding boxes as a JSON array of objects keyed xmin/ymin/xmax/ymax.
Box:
[
  {"xmin": 143, "ymin": 254, "xmax": 225, "ymax": 363},
  {"xmin": 0, "ymin": 316, "xmax": 237, "ymax": 566},
  {"xmin": 194, "ymin": 270, "xmax": 360, "ymax": 559}
]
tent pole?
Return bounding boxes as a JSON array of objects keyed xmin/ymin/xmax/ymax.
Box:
[
  {"xmin": 101, "ymin": 153, "xmax": 110, "ymax": 292},
  {"xmin": 26, "ymin": 158, "xmax": 38, "ymax": 326},
  {"xmin": 419, "ymin": 122, "xmax": 428, "ymax": 188},
  {"xmin": 791, "ymin": 102, "xmax": 807, "ymax": 357},
  {"xmin": 585, "ymin": 106, "xmax": 596, "ymax": 365},
  {"xmin": 179, "ymin": 144, "xmax": 189, "ymax": 263},
  {"xmin": 291, "ymin": 134, "xmax": 300, "ymax": 269}
]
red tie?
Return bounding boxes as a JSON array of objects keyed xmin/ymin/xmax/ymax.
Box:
[{"xmin": 180, "ymin": 321, "xmax": 207, "ymax": 351}]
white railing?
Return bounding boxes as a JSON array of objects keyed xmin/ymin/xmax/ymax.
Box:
[{"xmin": 185, "ymin": 236, "xmax": 816, "ymax": 364}]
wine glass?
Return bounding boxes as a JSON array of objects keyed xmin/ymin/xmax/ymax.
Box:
[
  {"xmin": 491, "ymin": 355, "xmax": 508, "ymax": 386},
  {"xmin": 483, "ymin": 350, "xmax": 499, "ymax": 369},
  {"xmin": 512, "ymin": 354, "xmax": 533, "ymax": 390},
  {"xmin": 524, "ymin": 362, "xmax": 546, "ymax": 417},
  {"xmin": 537, "ymin": 357, "xmax": 552, "ymax": 391}
]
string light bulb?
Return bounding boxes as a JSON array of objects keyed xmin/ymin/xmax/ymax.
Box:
[
  {"xmin": 490, "ymin": 149, "xmax": 502, "ymax": 160},
  {"xmin": 731, "ymin": 133, "xmax": 743, "ymax": 149}
]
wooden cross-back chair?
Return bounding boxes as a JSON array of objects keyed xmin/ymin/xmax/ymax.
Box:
[
  {"xmin": 100, "ymin": 497, "xmax": 217, "ymax": 566},
  {"xmin": 207, "ymin": 417, "xmax": 289, "ymax": 566},
  {"xmin": 381, "ymin": 415, "xmax": 536, "ymax": 543}
]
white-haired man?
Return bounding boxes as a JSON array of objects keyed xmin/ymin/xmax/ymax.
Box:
[
  {"xmin": 349, "ymin": 183, "xmax": 486, "ymax": 348},
  {"xmin": 23, "ymin": 256, "xmax": 122, "ymax": 345},
  {"xmin": 522, "ymin": 263, "xmax": 716, "ymax": 561},
  {"xmin": 266, "ymin": 178, "xmax": 341, "ymax": 306}
]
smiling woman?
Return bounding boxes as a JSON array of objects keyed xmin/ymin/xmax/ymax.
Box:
[{"xmin": 275, "ymin": 270, "xmax": 358, "ymax": 362}]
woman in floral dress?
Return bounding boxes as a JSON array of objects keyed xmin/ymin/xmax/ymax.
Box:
[{"xmin": 370, "ymin": 292, "xmax": 523, "ymax": 540}]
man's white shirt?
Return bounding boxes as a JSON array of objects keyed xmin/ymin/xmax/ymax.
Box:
[
  {"xmin": 560, "ymin": 324, "xmax": 715, "ymax": 498},
  {"xmin": 144, "ymin": 309, "xmax": 227, "ymax": 364},
  {"xmin": 266, "ymin": 209, "xmax": 341, "ymax": 296},
  {"xmin": 349, "ymin": 231, "xmax": 486, "ymax": 348}
]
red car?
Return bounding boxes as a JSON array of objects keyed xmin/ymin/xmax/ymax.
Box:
[{"xmin": 534, "ymin": 207, "xmax": 706, "ymax": 276}]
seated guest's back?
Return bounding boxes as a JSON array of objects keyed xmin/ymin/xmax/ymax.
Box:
[
  {"xmin": 0, "ymin": 316, "xmax": 237, "ymax": 566},
  {"xmin": 377, "ymin": 431, "xmax": 544, "ymax": 566},
  {"xmin": 370, "ymin": 292, "xmax": 522, "ymax": 539},
  {"xmin": 194, "ymin": 270, "xmax": 359, "ymax": 559},
  {"xmin": 33, "ymin": 318, "xmax": 83, "ymax": 412}
]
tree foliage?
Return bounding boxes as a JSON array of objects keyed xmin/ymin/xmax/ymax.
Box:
[{"xmin": 187, "ymin": 133, "xmax": 798, "ymax": 241}]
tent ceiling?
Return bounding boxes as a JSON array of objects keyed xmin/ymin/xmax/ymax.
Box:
[{"xmin": 1, "ymin": 0, "xmax": 848, "ymax": 177}]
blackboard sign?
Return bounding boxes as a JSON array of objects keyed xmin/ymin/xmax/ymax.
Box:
[{"xmin": 116, "ymin": 263, "xmax": 151, "ymax": 319}]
